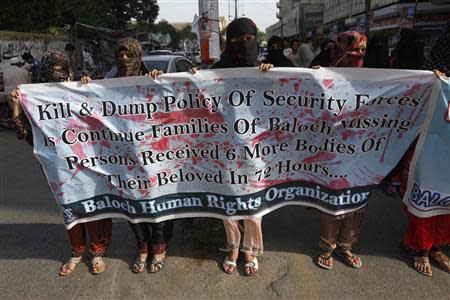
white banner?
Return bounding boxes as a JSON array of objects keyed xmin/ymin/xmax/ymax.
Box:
[{"xmin": 19, "ymin": 67, "xmax": 444, "ymax": 228}]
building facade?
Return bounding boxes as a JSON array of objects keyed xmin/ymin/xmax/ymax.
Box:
[
  {"xmin": 268, "ymin": 0, "xmax": 450, "ymax": 46},
  {"xmin": 266, "ymin": 0, "xmax": 325, "ymax": 39},
  {"xmin": 323, "ymin": 0, "xmax": 450, "ymax": 46}
]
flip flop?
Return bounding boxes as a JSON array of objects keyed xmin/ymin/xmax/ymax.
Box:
[
  {"xmin": 316, "ymin": 253, "xmax": 333, "ymax": 270},
  {"xmin": 335, "ymin": 250, "xmax": 362, "ymax": 268}
]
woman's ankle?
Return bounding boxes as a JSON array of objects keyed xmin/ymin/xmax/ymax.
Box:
[{"xmin": 138, "ymin": 253, "xmax": 148, "ymax": 260}]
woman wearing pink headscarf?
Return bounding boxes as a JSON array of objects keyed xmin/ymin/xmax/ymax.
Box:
[{"xmin": 312, "ymin": 31, "xmax": 368, "ymax": 270}]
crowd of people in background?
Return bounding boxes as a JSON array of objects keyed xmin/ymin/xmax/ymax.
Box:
[{"xmin": 4, "ymin": 17, "xmax": 450, "ymax": 277}]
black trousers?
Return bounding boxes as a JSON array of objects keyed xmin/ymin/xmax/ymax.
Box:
[{"xmin": 128, "ymin": 221, "xmax": 174, "ymax": 254}]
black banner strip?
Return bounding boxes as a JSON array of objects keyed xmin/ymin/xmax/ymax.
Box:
[{"xmin": 60, "ymin": 181, "xmax": 377, "ymax": 225}]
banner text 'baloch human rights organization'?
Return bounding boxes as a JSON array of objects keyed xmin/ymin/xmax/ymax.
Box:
[{"xmin": 19, "ymin": 68, "xmax": 442, "ymax": 228}]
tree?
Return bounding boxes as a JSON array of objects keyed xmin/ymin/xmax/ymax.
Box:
[
  {"xmin": 256, "ymin": 28, "xmax": 266, "ymax": 44},
  {"xmin": 0, "ymin": 0, "xmax": 159, "ymax": 33},
  {"xmin": 104, "ymin": 0, "xmax": 159, "ymax": 28}
]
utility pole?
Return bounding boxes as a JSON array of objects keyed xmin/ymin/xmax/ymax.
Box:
[
  {"xmin": 412, "ymin": 0, "xmax": 419, "ymax": 28},
  {"xmin": 365, "ymin": 0, "xmax": 371, "ymax": 34},
  {"xmin": 235, "ymin": 0, "xmax": 238, "ymax": 19}
]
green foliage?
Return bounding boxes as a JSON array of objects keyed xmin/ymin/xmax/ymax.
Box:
[
  {"xmin": 0, "ymin": 0, "xmax": 159, "ymax": 33},
  {"xmin": 257, "ymin": 28, "xmax": 266, "ymax": 43},
  {"xmin": 179, "ymin": 25, "xmax": 197, "ymax": 41},
  {"xmin": 134, "ymin": 20, "xmax": 196, "ymax": 49}
]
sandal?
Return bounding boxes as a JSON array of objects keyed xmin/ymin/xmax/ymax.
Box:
[
  {"xmin": 430, "ymin": 251, "xmax": 450, "ymax": 274},
  {"xmin": 149, "ymin": 255, "xmax": 166, "ymax": 273},
  {"xmin": 59, "ymin": 256, "xmax": 83, "ymax": 276},
  {"xmin": 244, "ymin": 256, "xmax": 258, "ymax": 276},
  {"xmin": 91, "ymin": 256, "xmax": 105, "ymax": 274},
  {"xmin": 222, "ymin": 256, "xmax": 237, "ymax": 274},
  {"xmin": 316, "ymin": 251, "xmax": 333, "ymax": 270},
  {"xmin": 335, "ymin": 249, "xmax": 362, "ymax": 268},
  {"xmin": 132, "ymin": 257, "xmax": 147, "ymax": 274},
  {"xmin": 413, "ymin": 256, "xmax": 432, "ymax": 276}
]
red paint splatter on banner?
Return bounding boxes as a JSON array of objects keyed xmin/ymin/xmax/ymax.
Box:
[
  {"xmin": 145, "ymin": 94, "xmax": 154, "ymax": 101},
  {"xmin": 149, "ymin": 177, "xmax": 158, "ymax": 187},
  {"xmin": 215, "ymin": 78, "xmax": 223, "ymax": 84},
  {"xmin": 322, "ymin": 79, "xmax": 334, "ymax": 89},
  {"xmin": 236, "ymin": 160, "xmax": 243, "ymax": 168},
  {"xmin": 153, "ymin": 107, "xmax": 224, "ymax": 124},
  {"xmin": 329, "ymin": 178, "xmax": 351, "ymax": 189},
  {"xmin": 185, "ymin": 81, "xmax": 191, "ymax": 90},
  {"xmin": 152, "ymin": 137, "xmax": 170, "ymax": 151},
  {"xmin": 249, "ymin": 178, "xmax": 297, "ymax": 189},
  {"xmin": 69, "ymin": 142, "xmax": 86, "ymax": 178},
  {"xmin": 279, "ymin": 78, "xmax": 290, "ymax": 86},
  {"xmin": 405, "ymin": 83, "xmax": 421, "ymax": 96},
  {"xmin": 213, "ymin": 160, "xmax": 226, "ymax": 169},
  {"xmin": 19, "ymin": 92, "xmax": 29, "ymax": 106},
  {"xmin": 294, "ymin": 80, "xmax": 302, "ymax": 92},
  {"xmin": 191, "ymin": 156, "xmax": 201, "ymax": 165},
  {"xmin": 353, "ymin": 108, "xmax": 369, "ymax": 118},
  {"xmin": 341, "ymin": 129, "xmax": 366, "ymax": 141},
  {"xmin": 321, "ymin": 111, "xmax": 331, "ymax": 121},
  {"xmin": 50, "ymin": 182, "xmax": 59, "ymax": 192},
  {"xmin": 252, "ymin": 130, "xmax": 292, "ymax": 145},
  {"xmin": 412, "ymin": 89, "xmax": 432, "ymax": 122},
  {"xmin": 138, "ymin": 189, "xmax": 150, "ymax": 197},
  {"xmin": 303, "ymin": 151, "xmax": 337, "ymax": 164}
]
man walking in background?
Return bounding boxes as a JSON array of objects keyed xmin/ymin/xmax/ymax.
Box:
[{"xmin": 297, "ymin": 27, "xmax": 324, "ymax": 68}]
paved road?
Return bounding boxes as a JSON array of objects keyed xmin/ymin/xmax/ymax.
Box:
[{"xmin": 0, "ymin": 129, "xmax": 448, "ymax": 299}]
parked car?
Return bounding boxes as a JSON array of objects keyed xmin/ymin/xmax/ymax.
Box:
[
  {"xmin": 147, "ymin": 50, "xmax": 174, "ymax": 56},
  {"xmin": 106, "ymin": 54, "xmax": 195, "ymax": 78}
]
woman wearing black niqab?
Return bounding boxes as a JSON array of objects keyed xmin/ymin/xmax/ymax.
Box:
[
  {"xmin": 262, "ymin": 35, "xmax": 294, "ymax": 67},
  {"xmin": 363, "ymin": 33, "xmax": 389, "ymax": 68},
  {"xmin": 391, "ymin": 29, "xmax": 425, "ymax": 70},
  {"xmin": 214, "ymin": 17, "xmax": 272, "ymax": 277},
  {"xmin": 213, "ymin": 17, "xmax": 272, "ymax": 72}
]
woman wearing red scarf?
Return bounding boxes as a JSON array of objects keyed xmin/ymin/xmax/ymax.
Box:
[{"xmin": 312, "ymin": 31, "xmax": 368, "ymax": 270}]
